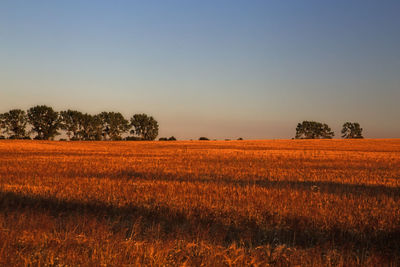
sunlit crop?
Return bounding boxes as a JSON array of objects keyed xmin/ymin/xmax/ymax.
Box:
[{"xmin": 0, "ymin": 139, "xmax": 399, "ymax": 266}]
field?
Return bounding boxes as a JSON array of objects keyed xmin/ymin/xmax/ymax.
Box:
[{"xmin": 0, "ymin": 139, "xmax": 399, "ymax": 266}]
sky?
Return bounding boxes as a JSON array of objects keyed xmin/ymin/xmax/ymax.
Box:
[{"xmin": 1, "ymin": 0, "xmax": 399, "ymax": 139}]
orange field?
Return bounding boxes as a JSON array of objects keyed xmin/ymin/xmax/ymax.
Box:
[{"xmin": 0, "ymin": 139, "xmax": 399, "ymax": 266}]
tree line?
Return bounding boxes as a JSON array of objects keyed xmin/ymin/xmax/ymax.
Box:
[
  {"xmin": 0, "ymin": 106, "xmax": 365, "ymax": 141},
  {"xmin": 0, "ymin": 105, "xmax": 159, "ymax": 141},
  {"xmin": 295, "ymin": 121, "xmax": 364, "ymax": 139}
]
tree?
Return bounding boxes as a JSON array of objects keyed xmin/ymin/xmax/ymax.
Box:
[
  {"xmin": 159, "ymin": 136, "xmax": 176, "ymax": 141},
  {"xmin": 295, "ymin": 121, "xmax": 334, "ymax": 139},
  {"xmin": 59, "ymin": 110, "xmax": 83, "ymax": 140},
  {"xmin": 90, "ymin": 115, "xmax": 105, "ymax": 141},
  {"xmin": 0, "ymin": 114, "xmax": 4, "ymax": 133},
  {"xmin": 78, "ymin": 113, "xmax": 103, "ymax": 141},
  {"xmin": 0, "ymin": 109, "xmax": 29, "ymax": 139},
  {"xmin": 130, "ymin": 114, "xmax": 159, "ymax": 141},
  {"xmin": 341, "ymin": 122, "xmax": 363, "ymax": 139},
  {"xmin": 99, "ymin": 112, "xmax": 130, "ymax": 140},
  {"xmin": 27, "ymin": 105, "xmax": 60, "ymax": 140}
]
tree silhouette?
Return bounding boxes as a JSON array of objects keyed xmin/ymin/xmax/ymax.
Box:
[
  {"xmin": 341, "ymin": 122, "xmax": 363, "ymax": 139},
  {"xmin": 77, "ymin": 113, "xmax": 103, "ymax": 141},
  {"xmin": 99, "ymin": 112, "xmax": 130, "ymax": 140},
  {"xmin": 0, "ymin": 109, "xmax": 28, "ymax": 139},
  {"xmin": 295, "ymin": 121, "xmax": 334, "ymax": 139},
  {"xmin": 130, "ymin": 114, "xmax": 159, "ymax": 141},
  {"xmin": 27, "ymin": 105, "xmax": 60, "ymax": 140},
  {"xmin": 159, "ymin": 136, "xmax": 177, "ymax": 141},
  {"xmin": 59, "ymin": 110, "xmax": 83, "ymax": 140}
]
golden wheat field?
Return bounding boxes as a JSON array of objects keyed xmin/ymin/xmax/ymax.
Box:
[{"xmin": 0, "ymin": 139, "xmax": 399, "ymax": 266}]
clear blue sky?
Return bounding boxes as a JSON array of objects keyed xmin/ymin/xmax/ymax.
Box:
[{"xmin": 1, "ymin": 1, "xmax": 399, "ymax": 139}]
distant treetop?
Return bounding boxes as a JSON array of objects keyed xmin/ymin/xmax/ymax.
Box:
[
  {"xmin": 295, "ymin": 121, "xmax": 334, "ymax": 139},
  {"xmin": 341, "ymin": 122, "xmax": 364, "ymax": 139}
]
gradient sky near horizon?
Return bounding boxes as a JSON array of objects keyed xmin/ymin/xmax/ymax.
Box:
[{"xmin": 1, "ymin": 1, "xmax": 399, "ymax": 139}]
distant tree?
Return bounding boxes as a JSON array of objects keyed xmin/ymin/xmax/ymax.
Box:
[
  {"xmin": 27, "ymin": 105, "xmax": 60, "ymax": 140},
  {"xmin": 199, "ymin": 137, "xmax": 209, "ymax": 141},
  {"xmin": 59, "ymin": 110, "xmax": 83, "ymax": 140},
  {"xmin": 78, "ymin": 113, "xmax": 103, "ymax": 141},
  {"xmin": 76, "ymin": 113, "xmax": 91, "ymax": 140},
  {"xmin": 159, "ymin": 136, "xmax": 177, "ymax": 141},
  {"xmin": 99, "ymin": 112, "xmax": 130, "ymax": 140},
  {"xmin": 237, "ymin": 137, "xmax": 243, "ymax": 140},
  {"xmin": 0, "ymin": 114, "xmax": 4, "ymax": 132},
  {"xmin": 341, "ymin": 122, "xmax": 364, "ymax": 139},
  {"xmin": 130, "ymin": 114, "xmax": 159, "ymax": 141},
  {"xmin": 90, "ymin": 115, "xmax": 105, "ymax": 141},
  {"xmin": 0, "ymin": 109, "xmax": 28, "ymax": 139},
  {"xmin": 320, "ymin": 123, "xmax": 335, "ymax": 139},
  {"xmin": 295, "ymin": 121, "xmax": 334, "ymax": 139}
]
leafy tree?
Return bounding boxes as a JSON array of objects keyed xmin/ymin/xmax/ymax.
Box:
[
  {"xmin": 0, "ymin": 114, "xmax": 4, "ymax": 132},
  {"xmin": 59, "ymin": 110, "xmax": 83, "ymax": 140},
  {"xmin": 27, "ymin": 105, "xmax": 60, "ymax": 140},
  {"xmin": 159, "ymin": 136, "xmax": 177, "ymax": 141},
  {"xmin": 320, "ymin": 123, "xmax": 335, "ymax": 139},
  {"xmin": 199, "ymin": 137, "xmax": 209, "ymax": 141},
  {"xmin": 0, "ymin": 109, "xmax": 29, "ymax": 139},
  {"xmin": 130, "ymin": 114, "xmax": 159, "ymax": 141},
  {"xmin": 99, "ymin": 112, "xmax": 130, "ymax": 140},
  {"xmin": 295, "ymin": 121, "xmax": 334, "ymax": 139},
  {"xmin": 341, "ymin": 122, "xmax": 363, "ymax": 139},
  {"xmin": 78, "ymin": 113, "xmax": 103, "ymax": 141},
  {"xmin": 90, "ymin": 115, "xmax": 105, "ymax": 141}
]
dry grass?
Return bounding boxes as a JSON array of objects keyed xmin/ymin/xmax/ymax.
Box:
[{"xmin": 0, "ymin": 139, "xmax": 399, "ymax": 266}]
